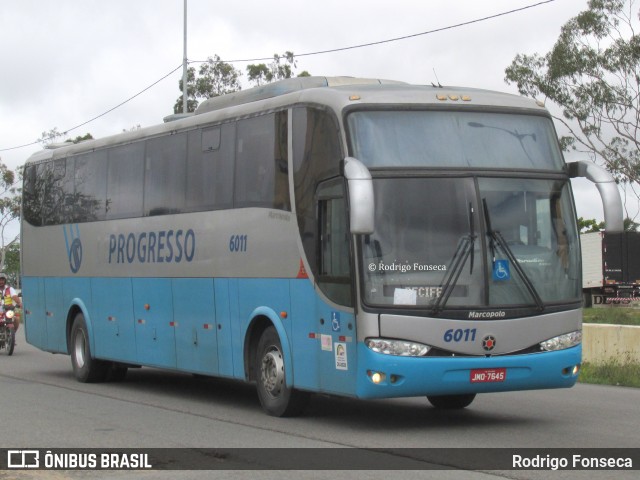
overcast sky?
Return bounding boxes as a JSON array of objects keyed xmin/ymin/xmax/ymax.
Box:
[{"xmin": 0, "ymin": 0, "xmax": 633, "ymax": 226}]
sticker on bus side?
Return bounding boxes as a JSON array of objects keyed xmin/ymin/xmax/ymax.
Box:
[{"xmin": 335, "ymin": 343, "xmax": 348, "ymax": 370}]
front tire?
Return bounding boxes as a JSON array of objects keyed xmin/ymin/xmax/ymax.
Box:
[
  {"xmin": 5, "ymin": 328, "xmax": 15, "ymax": 356},
  {"xmin": 70, "ymin": 313, "xmax": 108, "ymax": 382},
  {"xmin": 255, "ymin": 326, "xmax": 309, "ymax": 417},
  {"xmin": 427, "ymin": 393, "xmax": 476, "ymax": 409}
]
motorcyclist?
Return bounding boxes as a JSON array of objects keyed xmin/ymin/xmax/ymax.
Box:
[{"xmin": 0, "ymin": 273, "xmax": 21, "ymax": 332}]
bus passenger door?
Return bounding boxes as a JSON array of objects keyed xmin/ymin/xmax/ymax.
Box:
[
  {"xmin": 172, "ymin": 278, "xmax": 219, "ymax": 375},
  {"xmin": 133, "ymin": 278, "xmax": 176, "ymax": 369},
  {"xmin": 315, "ymin": 180, "xmax": 357, "ymax": 396}
]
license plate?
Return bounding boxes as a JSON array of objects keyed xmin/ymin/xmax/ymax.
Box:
[{"xmin": 470, "ymin": 368, "xmax": 506, "ymax": 383}]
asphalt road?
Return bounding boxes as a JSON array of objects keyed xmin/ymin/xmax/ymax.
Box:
[{"xmin": 1, "ymin": 327, "xmax": 638, "ymax": 480}]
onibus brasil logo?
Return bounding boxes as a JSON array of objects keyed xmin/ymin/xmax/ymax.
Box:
[{"xmin": 63, "ymin": 224, "xmax": 83, "ymax": 274}]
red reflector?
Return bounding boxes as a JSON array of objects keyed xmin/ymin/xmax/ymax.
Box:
[
  {"xmin": 339, "ymin": 336, "xmax": 346, "ymax": 342},
  {"xmin": 308, "ymin": 333, "xmax": 316, "ymax": 338},
  {"xmin": 470, "ymin": 368, "xmax": 506, "ymax": 383},
  {"xmin": 296, "ymin": 259, "xmax": 309, "ymax": 279}
]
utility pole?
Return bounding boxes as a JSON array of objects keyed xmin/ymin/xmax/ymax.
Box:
[{"xmin": 182, "ymin": 0, "xmax": 188, "ymax": 114}]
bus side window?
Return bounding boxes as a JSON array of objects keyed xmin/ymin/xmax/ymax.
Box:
[
  {"xmin": 317, "ymin": 180, "xmax": 353, "ymax": 307},
  {"xmin": 106, "ymin": 142, "xmax": 145, "ymax": 220},
  {"xmin": 23, "ymin": 164, "xmax": 42, "ymax": 226},
  {"xmin": 234, "ymin": 112, "xmax": 290, "ymax": 210},
  {"xmin": 144, "ymin": 133, "xmax": 187, "ymax": 216}
]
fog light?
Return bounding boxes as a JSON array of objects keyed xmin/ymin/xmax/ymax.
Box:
[
  {"xmin": 562, "ymin": 364, "xmax": 581, "ymax": 376},
  {"xmin": 367, "ymin": 370, "xmax": 386, "ymax": 384}
]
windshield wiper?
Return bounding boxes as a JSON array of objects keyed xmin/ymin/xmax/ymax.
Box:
[
  {"xmin": 432, "ymin": 203, "xmax": 476, "ymax": 315},
  {"xmin": 482, "ymin": 199, "xmax": 544, "ymax": 311}
]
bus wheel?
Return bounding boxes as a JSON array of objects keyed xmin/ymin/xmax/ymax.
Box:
[
  {"xmin": 255, "ymin": 326, "xmax": 309, "ymax": 417},
  {"xmin": 427, "ymin": 393, "xmax": 476, "ymax": 409},
  {"xmin": 70, "ymin": 313, "xmax": 108, "ymax": 383}
]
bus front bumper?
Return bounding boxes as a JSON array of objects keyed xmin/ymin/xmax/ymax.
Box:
[{"xmin": 355, "ymin": 343, "xmax": 581, "ymax": 399}]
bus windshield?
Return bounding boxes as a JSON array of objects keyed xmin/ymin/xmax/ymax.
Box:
[
  {"xmin": 348, "ymin": 110, "xmax": 564, "ymax": 170},
  {"xmin": 359, "ymin": 177, "xmax": 581, "ymax": 311}
]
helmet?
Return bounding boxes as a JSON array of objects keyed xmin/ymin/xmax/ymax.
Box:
[{"xmin": 0, "ymin": 273, "xmax": 6, "ymax": 280}]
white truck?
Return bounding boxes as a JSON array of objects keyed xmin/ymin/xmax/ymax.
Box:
[{"xmin": 581, "ymin": 231, "xmax": 640, "ymax": 306}]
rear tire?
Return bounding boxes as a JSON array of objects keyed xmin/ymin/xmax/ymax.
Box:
[
  {"xmin": 70, "ymin": 313, "xmax": 108, "ymax": 382},
  {"xmin": 427, "ymin": 393, "xmax": 476, "ymax": 409},
  {"xmin": 255, "ymin": 326, "xmax": 309, "ymax": 417}
]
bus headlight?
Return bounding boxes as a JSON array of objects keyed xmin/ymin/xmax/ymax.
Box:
[
  {"xmin": 539, "ymin": 330, "xmax": 582, "ymax": 351},
  {"xmin": 366, "ymin": 338, "xmax": 430, "ymax": 356}
]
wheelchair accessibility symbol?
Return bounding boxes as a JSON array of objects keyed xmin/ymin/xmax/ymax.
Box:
[
  {"xmin": 492, "ymin": 259, "xmax": 511, "ymax": 281},
  {"xmin": 331, "ymin": 312, "xmax": 341, "ymax": 332}
]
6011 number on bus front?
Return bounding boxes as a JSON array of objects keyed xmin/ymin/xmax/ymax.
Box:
[{"xmin": 443, "ymin": 328, "xmax": 477, "ymax": 343}]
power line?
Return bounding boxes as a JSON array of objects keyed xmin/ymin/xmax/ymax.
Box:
[
  {"xmin": 198, "ymin": 0, "xmax": 558, "ymax": 64},
  {"xmin": 0, "ymin": 65, "xmax": 183, "ymax": 153},
  {"xmin": 1, "ymin": 0, "xmax": 557, "ymax": 153}
]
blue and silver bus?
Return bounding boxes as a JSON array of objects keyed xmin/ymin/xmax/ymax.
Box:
[{"xmin": 21, "ymin": 76, "xmax": 623, "ymax": 416}]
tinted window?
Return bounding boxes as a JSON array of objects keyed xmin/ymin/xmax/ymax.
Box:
[
  {"xmin": 348, "ymin": 111, "xmax": 564, "ymax": 170},
  {"xmin": 318, "ymin": 179, "xmax": 352, "ymax": 307},
  {"xmin": 234, "ymin": 112, "xmax": 289, "ymax": 210},
  {"xmin": 42, "ymin": 158, "xmax": 74, "ymax": 225},
  {"xmin": 22, "ymin": 164, "xmax": 42, "ymax": 226},
  {"xmin": 106, "ymin": 142, "xmax": 144, "ymax": 219},
  {"xmin": 74, "ymin": 151, "xmax": 107, "ymax": 222},
  {"xmin": 186, "ymin": 123, "xmax": 235, "ymax": 210},
  {"xmin": 292, "ymin": 107, "xmax": 342, "ymax": 277},
  {"xmin": 145, "ymin": 133, "xmax": 187, "ymax": 215}
]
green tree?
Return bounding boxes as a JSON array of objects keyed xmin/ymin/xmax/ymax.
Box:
[
  {"xmin": 246, "ymin": 51, "xmax": 310, "ymax": 86},
  {"xmin": 3, "ymin": 243, "xmax": 20, "ymax": 287},
  {"xmin": 577, "ymin": 216, "xmax": 638, "ymax": 232},
  {"xmin": 66, "ymin": 133, "xmax": 94, "ymax": 144},
  {"xmin": 505, "ymin": 0, "xmax": 640, "ymax": 186},
  {"xmin": 174, "ymin": 55, "xmax": 242, "ymax": 113},
  {"xmin": 578, "ymin": 217, "xmax": 605, "ymax": 233},
  {"xmin": 0, "ymin": 158, "xmax": 20, "ymax": 272}
]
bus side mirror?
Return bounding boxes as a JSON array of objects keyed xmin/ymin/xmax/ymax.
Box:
[
  {"xmin": 567, "ymin": 160, "xmax": 624, "ymax": 233},
  {"xmin": 344, "ymin": 157, "xmax": 375, "ymax": 234}
]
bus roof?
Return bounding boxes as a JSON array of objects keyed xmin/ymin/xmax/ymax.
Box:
[{"xmin": 25, "ymin": 76, "xmax": 547, "ymax": 164}]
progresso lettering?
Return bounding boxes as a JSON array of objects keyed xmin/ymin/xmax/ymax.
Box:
[{"xmin": 108, "ymin": 229, "xmax": 196, "ymax": 264}]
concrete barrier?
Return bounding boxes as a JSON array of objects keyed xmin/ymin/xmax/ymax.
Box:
[{"xmin": 582, "ymin": 323, "xmax": 640, "ymax": 364}]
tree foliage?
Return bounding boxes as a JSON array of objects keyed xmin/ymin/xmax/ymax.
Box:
[
  {"xmin": 174, "ymin": 55, "xmax": 242, "ymax": 113},
  {"xmin": 578, "ymin": 216, "xmax": 639, "ymax": 232},
  {"xmin": 174, "ymin": 52, "xmax": 311, "ymax": 113},
  {"xmin": 0, "ymin": 158, "xmax": 20, "ymax": 272},
  {"xmin": 505, "ymin": 0, "xmax": 640, "ymax": 186},
  {"xmin": 578, "ymin": 217, "xmax": 605, "ymax": 233},
  {"xmin": 246, "ymin": 51, "xmax": 310, "ymax": 86}
]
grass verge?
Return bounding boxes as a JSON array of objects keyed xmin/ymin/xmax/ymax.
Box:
[
  {"xmin": 582, "ymin": 307, "xmax": 640, "ymax": 326},
  {"xmin": 580, "ymin": 308, "xmax": 639, "ymax": 387},
  {"xmin": 579, "ymin": 359, "xmax": 640, "ymax": 388}
]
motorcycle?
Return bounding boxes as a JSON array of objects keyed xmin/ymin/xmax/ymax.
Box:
[{"xmin": 0, "ymin": 308, "xmax": 16, "ymax": 355}]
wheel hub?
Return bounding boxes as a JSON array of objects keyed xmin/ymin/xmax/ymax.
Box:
[{"xmin": 260, "ymin": 348, "xmax": 285, "ymax": 397}]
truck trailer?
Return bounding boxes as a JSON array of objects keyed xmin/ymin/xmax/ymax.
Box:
[{"xmin": 581, "ymin": 231, "xmax": 640, "ymax": 306}]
